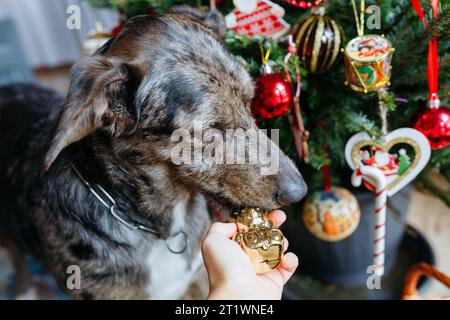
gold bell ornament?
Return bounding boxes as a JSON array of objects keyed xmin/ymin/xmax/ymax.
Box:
[{"xmin": 230, "ymin": 208, "xmax": 284, "ymax": 274}]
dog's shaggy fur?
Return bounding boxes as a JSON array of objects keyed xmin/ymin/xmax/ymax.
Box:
[{"xmin": 0, "ymin": 12, "xmax": 306, "ymax": 299}]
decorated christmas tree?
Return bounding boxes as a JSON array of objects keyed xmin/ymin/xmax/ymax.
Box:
[{"xmin": 89, "ymin": 0, "xmax": 450, "ymax": 205}]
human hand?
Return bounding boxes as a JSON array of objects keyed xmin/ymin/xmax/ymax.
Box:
[{"xmin": 201, "ymin": 210, "xmax": 298, "ymax": 300}]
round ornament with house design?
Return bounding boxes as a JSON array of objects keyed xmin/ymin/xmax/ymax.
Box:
[{"xmin": 303, "ymin": 187, "xmax": 361, "ymax": 242}]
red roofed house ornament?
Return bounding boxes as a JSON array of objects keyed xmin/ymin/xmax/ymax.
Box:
[{"xmin": 225, "ymin": 0, "xmax": 290, "ymax": 39}]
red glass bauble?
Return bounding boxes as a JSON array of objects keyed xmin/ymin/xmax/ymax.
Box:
[
  {"xmin": 414, "ymin": 106, "xmax": 450, "ymax": 150},
  {"xmin": 284, "ymin": 0, "xmax": 324, "ymax": 9},
  {"xmin": 251, "ymin": 73, "xmax": 294, "ymax": 119}
]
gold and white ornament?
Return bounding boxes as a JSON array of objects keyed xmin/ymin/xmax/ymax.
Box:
[{"xmin": 83, "ymin": 22, "xmax": 112, "ymax": 56}]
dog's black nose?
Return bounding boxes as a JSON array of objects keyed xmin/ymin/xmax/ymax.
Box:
[
  {"xmin": 276, "ymin": 157, "xmax": 308, "ymax": 206},
  {"xmin": 276, "ymin": 176, "xmax": 307, "ymax": 206}
]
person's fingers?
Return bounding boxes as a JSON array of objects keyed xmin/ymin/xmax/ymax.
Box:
[
  {"xmin": 278, "ymin": 252, "xmax": 298, "ymax": 284},
  {"xmin": 235, "ymin": 222, "xmax": 249, "ymax": 233},
  {"xmin": 267, "ymin": 210, "xmax": 286, "ymax": 228},
  {"xmin": 207, "ymin": 222, "xmax": 238, "ymax": 239}
]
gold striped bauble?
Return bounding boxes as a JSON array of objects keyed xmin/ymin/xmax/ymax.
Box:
[{"xmin": 294, "ymin": 12, "xmax": 343, "ymax": 74}]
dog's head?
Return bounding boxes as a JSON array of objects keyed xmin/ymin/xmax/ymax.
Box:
[{"xmin": 44, "ymin": 12, "xmax": 307, "ymax": 213}]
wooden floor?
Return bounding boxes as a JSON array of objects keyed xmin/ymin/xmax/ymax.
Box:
[
  {"xmin": 34, "ymin": 66, "xmax": 72, "ymax": 93},
  {"xmin": 0, "ymin": 67, "xmax": 448, "ymax": 299}
]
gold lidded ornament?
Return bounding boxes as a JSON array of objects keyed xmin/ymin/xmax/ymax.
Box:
[
  {"xmin": 344, "ymin": 34, "xmax": 394, "ymax": 93},
  {"xmin": 343, "ymin": 0, "xmax": 395, "ymax": 93},
  {"xmin": 230, "ymin": 208, "xmax": 284, "ymax": 274}
]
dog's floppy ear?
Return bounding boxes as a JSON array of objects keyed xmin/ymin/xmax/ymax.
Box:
[{"xmin": 43, "ymin": 56, "xmax": 141, "ymax": 171}]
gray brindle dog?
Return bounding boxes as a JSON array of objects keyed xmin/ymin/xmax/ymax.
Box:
[{"xmin": 0, "ymin": 9, "xmax": 306, "ymax": 299}]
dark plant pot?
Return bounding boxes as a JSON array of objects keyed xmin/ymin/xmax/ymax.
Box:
[{"xmin": 285, "ymin": 185, "xmax": 412, "ymax": 288}]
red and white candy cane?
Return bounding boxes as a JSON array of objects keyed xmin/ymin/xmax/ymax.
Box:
[{"xmin": 352, "ymin": 166, "xmax": 387, "ymax": 276}]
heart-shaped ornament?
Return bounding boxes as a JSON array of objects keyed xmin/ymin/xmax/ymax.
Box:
[{"xmin": 345, "ymin": 128, "xmax": 431, "ymax": 197}]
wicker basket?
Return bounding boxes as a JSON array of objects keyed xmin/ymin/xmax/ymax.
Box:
[{"xmin": 403, "ymin": 263, "xmax": 450, "ymax": 300}]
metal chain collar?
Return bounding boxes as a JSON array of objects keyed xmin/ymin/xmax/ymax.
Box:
[{"xmin": 70, "ymin": 162, "xmax": 187, "ymax": 254}]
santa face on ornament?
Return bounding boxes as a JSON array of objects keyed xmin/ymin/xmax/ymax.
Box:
[
  {"xmin": 345, "ymin": 128, "xmax": 431, "ymax": 196},
  {"xmin": 355, "ymin": 147, "xmax": 410, "ymax": 191}
]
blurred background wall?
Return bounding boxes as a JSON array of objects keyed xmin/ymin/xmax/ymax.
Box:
[{"xmin": 0, "ymin": 0, "xmax": 117, "ymax": 68}]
